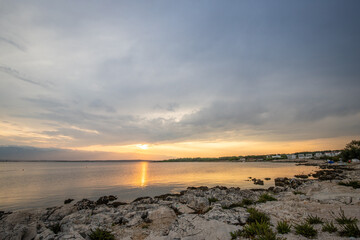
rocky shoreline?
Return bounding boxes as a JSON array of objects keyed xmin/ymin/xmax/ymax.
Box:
[{"xmin": 1, "ymin": 161, "xmax": 359, "ymax": 240}]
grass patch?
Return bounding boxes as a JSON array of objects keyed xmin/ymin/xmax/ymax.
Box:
[
  {"xmin": 322, "ymin": 221, "xmax": 337, "ymax": 233},
  {"xmin": 208, "ymin": 197, "xmax": 219, "ymax": 204},
  {"xmin": 294, "ymin": 222, "xmax": 317, "ymax": 238},
  {"xmin": 242, "ymin": 198, "xmax": 254, "ymax": 206},
  {"xmin": 230, "ymin": 229, "xmax": 242, "ymax": 239},
  {"xmin": 331, "ymin": 208, "xmax": 358, "ymax": 225},
  {"xmin": 257, "ymin": 193, "xmax": 277, "ymax": 203},
  {"xmin": 49, "ymin": 223, "xmax": 61, "ymax": 234},
  {"xmin": 338, "ymin": 181, "xmax": 360, "ymax": 189},
  {"xmin": 276, "ymin": 220, "xmax": 291, "ymax": 234},
  {"xmin": 247, "ymin": 208, "xmax": 270, "ymax": 224},
  {"xmin": 339, "ymin": 223, "xmax": 360, "ymax": 237},
  {"xmin": 88, "ymin": 228, "xmax": 115, "ymax": 240},
  {"xmin": 305, "ymin": 214, "xmax": 323, "ymax": 224},
  {"xmin": 242, "ymin": 221, "xmax": 272, "ymax": 238}
]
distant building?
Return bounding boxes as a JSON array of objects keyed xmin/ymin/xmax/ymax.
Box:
[
  {"xmin": 315, "ymin": 152, "xmax": 323, "ymax": 158},
  {"xmin": 325, "ymin": 152, "xmax": 334, "ymax": 157},
  {"xmin": 298, "ymin": 154, "xmax": 305, "ymax": 159},
  {"xmin": 334, "ymin": 152, "xmax": 341, "ymax": 156},
  {"xmin": 352, "ymin": 158, "xmax": 360, "ymax": 163},
  {"xmin": 305, "ymin": 153, "xmax": 313, "ymax": 159},
  {"xmin": 287, "ymin": 154, "xmax": 297, "ymax": 160},
  {"xmin": 272, "ymin": 155, "xmax": 281, "ymax": 159}
]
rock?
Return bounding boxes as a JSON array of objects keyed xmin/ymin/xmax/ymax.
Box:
[
  {"xmin": 166, "ymin": 215, "xmax": 239, "ymax": 240},
  {"xmin": 171, "ymin": 203, "xmax": 194, "ymax": 215},
  {"xmin": 132, "ymin": 196, "xmax": 154, "ymax": 204},
  {"xmin": 96, "ymin": 195, "xmax": 117, "ymax": 205},
  {"xmin": 265, "ymin": 178, "xmax": 271, "ymax": 181},
  {"xmin": 64, "ymin": 199, "xmax": 74, "ymax": 204},
  {"xmin": 184, "ymin": 196, "xmax": 210, "ymax": 213},
  {"xmin": 294, "ymin": 174, "xmax": 308, "ymax": 179},
  {"xmin": 252, "ymin": 178, "xmax": 264, "ymax": 185},
  {"xmin": 75, "ymin": 199, "xmax": 96, "ymax": 210},
  {"xmin": 108, "ymin": 201, "xmax": 127, "ymax": 208}
]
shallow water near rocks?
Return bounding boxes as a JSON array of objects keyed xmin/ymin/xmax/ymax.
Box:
[{"xmin": 0, "ymin": 161, "xmax": 318, "ymax": 211}]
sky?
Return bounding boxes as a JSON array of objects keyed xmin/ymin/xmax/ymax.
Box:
[{"xmin": 0, "ymin": 0, "xmax": 360, "ymax": 160}]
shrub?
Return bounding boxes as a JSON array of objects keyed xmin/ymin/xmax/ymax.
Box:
[
  {"xmin": 339, "ymin": 223, "xmax": 360, "ymax": 237},
  {"xmin": 257, "ymin": 193, "xmax": 277, "ymax": 203},
  {"xmin": 331, "ymin": 208, "xmax": 358, "ymax": 225},
  {"xmin": 305, "ymin": 214, "xmax": 323, "ymax": 224},
  {"xmin": 338, "ymin": 181, "xmax": 360, "ymax": 189},
  {"xmin": 294, "ymin": 222, "xmax": 317, "ymax": 238},
  {"xmin": 322, "ymin": 221, "xmax": 337, "ymax": 233},
  {"xmin": 242, "ymin": 198, "xmax": 254, "ymax": 206},
  {"xmin": 247, "ymin": 208, "xmax": 270, "ymax": 224},
  {"xmin": 230, "ymin": 229, "xmax": 242, "ymax": 239},
  {"xmin": 88, "ymin": 228, "xmax": 115, "ymax": 240},
  {"xmin": 242, "ymin": 221, "xmax": 272, "ymax": 238},
  {"xmin": 276, "ymin": 220, "xmax": 291, "ymax": 234}
]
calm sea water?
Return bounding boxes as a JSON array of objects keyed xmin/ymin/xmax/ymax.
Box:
[{"xmin": 0, "ymin": 161, "xmax": 318, "ymax": 211}]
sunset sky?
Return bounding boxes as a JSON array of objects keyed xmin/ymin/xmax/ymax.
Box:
[{"xmin": 1, "ymin": 1, "xmax": 360, "ymax": 160}]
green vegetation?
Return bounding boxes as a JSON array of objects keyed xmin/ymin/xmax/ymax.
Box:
[
  {"xmin": 246, "ymin": 208, "xmax": 270, "ymax": 224},
  {"xmin": 208, "ymin": 197, "xmax": 219, "ymax": 204},
  {"xmin": 331, "ymin": 208, "xmax": 358, "ymax": 225},
  {"xmin": 294, "ymin": 222, "xmax": 317, "ymax": 238},
  {"xmin": 88, "ymin": 228, "xmax": 115, "ymax": 240},
  {"xmin": 257, "ymin": 193, "xmax": 277, "ymax": 203},
  {"xmin": 242, "ymin": 221, "xmax": 273, "ymax": 238},
  {"xmin": 339, "ymin": 223, "xmax": 360, "ymax": 237},
  {"xmin": 231, "ymin": 208, "xmax": 285, "ymax": 240},
  {"xmin": 341, "ymin": 140, "xmax": 360, "ymax": 161},
  {"xmin": 276, "ymin": 220, "xmax": 291, "ymax": 234},
  {"xmin": 230, "ymin": 229, "xmax": 242, "ymax": 239},
  {"xmin": 242, "ymin": 198, "xmax": 255, "ymax": 206},
  {"xmin": 49, "ymin": 223, "xmax": 61, "ymax": 234},
  {"xmin": 305, "ymin": 214, "xmax": 324, "ymax": 224},
  {"xmin": 338, "ymin": 181, "xmax": 360, "ymax": 189},
  {"xmin": 322, "ymin": 221, "xmax": 337, "ymax": 233}
]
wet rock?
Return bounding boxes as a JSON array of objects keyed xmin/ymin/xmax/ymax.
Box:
[
  {"xmin": 75, "ymin": 199, "xmax": 96, "ymax": 210},
  {"xmin": 96, "ymin": 195, "xmax": 117, "ymax": 205},
  {"xmin": 252, "ymin": 178, "xmax": 264, "ymax": 185},
  {"xmin": 264, "ymin": 177, "xmax": 271, "ymax": 180},
  {"xmin": 294, "ymin": 174, "xmax": 308, "ymax": 179},
  {"xmin": 274, "ymin": 177, "xmax": 306, "ymax": 189},
  {"xmin": 64, "ymin": 199, "xmax": 74, "ymax": 204},
  {"xmin": 132, "ymin": 196, "xmax": 154, "ymax": 204},
  {"xmin": 108, "ymin": 201, "xmax": 127, "ymax": 208}
]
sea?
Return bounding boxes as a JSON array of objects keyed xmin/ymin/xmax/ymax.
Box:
[{"xmin": 0, "ymin": 161, "xmax": 318, "ymax": 211}]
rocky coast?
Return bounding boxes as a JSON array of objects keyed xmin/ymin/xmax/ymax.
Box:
[{"xmin": 1, "ymin": 161, "xmax": 359, "ymax": 240}]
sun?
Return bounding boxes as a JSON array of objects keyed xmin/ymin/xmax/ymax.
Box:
[{"xmin": 137, "ymin": 144, "xmax": 149, "ymax": 150}]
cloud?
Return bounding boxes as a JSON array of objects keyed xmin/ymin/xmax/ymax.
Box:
[
  {"xmin": 0, "ymin": 0, "xmax": 359, "ymax": 153},
  {"xmin": 0, "ymin": 65, "xmax": 49, "ymax": 88}
]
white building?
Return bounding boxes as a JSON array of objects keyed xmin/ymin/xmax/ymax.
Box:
[
  {"xmin": 298, "ymin": 154, "xmax": 305, "ymax": 159},
  {"xmin": 315, "ymin": 152, "xmax": 323, "ymax": 158},
  {"xmin": 272, "ymin": 155, "xmax": 281, "ymax": 159},
  {"xmin": 325, "ymin": 152, "xmax": 334, "ymax": 157},
  {"xmin": 287, "ymin": 154, "xmax": 297, "ymax": 160},
  {"xmin": 305, "ymin": 153, "xmax": 313, "ymax": 159}
]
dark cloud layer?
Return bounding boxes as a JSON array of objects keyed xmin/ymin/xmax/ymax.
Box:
[{"xmin": 0, "ymin": 0, "xmax": 359, "ymax": 151}]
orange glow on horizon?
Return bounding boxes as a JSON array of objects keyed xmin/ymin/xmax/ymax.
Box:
[{"xmin": 71, "ymin": 135, "xmax": 357, "ymax": 160}]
